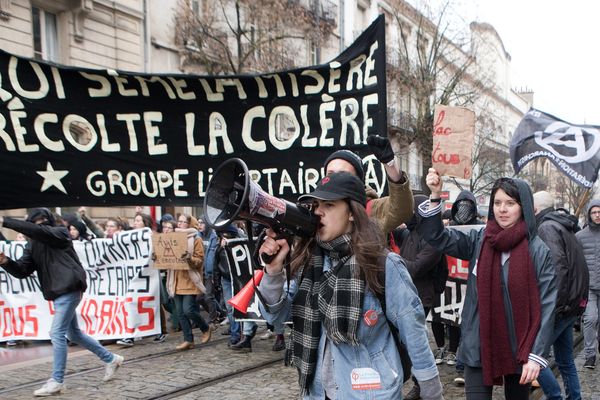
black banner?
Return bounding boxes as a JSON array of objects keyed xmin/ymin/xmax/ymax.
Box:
[
  {"xmin": 0, "ymin": 16, "xmax": 387, "ymax": 209},
  {"xmin": 510, "ymin": 108, "xmax": 600, "ymax": 188},
  {"xmin": 222, "ymin": 237, "xmax": 263, "ymax": 320}
]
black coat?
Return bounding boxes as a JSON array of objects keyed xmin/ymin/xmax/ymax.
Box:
[
  {"xmin": 397, "ymin": 228, "xmax": 442, "ymax": 309},
  {"xmin": 2, "ymin": 218, "xmax": 87, "ymax": 300},
  {"xmin": 537, "ymin": 208, "xmax": 589, "ymax": 317}
]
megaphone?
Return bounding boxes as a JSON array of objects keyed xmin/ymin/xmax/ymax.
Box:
[
  {"xmin": 228, "ymin": 270, "xmax": 264, "ymax": 314},
  {"xmin": 203, "ymin": 158, "xmax": 318, "ymax": 237}
]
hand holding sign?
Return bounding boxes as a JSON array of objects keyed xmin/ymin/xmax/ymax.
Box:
[
  {"xmin": 431, "ymin": 105, "xmax": 475, "ymax": 179},
  {"xmin": 0, "ymin": 251, "xmax": 7, "ymax": 265}
]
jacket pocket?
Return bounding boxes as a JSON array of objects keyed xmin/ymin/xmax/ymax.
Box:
[{"xmin": 369, "ymin": 350, "xmax": 401, "ymax": 391}]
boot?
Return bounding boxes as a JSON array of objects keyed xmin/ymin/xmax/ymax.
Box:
[
  {"xmin": 176, "ymin": 341, "xmax": 195, "ymax": 351},
  {"xmin": 272, "ymin": 334, "xmax": 286, "ymax": 351},
  {"xmin": 230, "ymin": 335, "xmax": 252, "ymax": 353}
]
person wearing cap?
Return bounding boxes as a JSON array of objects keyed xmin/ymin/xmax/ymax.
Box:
[
  {"xmin": 257, "ymin": 172, "xmax": 443, "ymax": 400},
  {"xmin": 0, "ymin": 209, "xmax": 124, "ymax": 396},
  {"xmin": 324, "ymin": 135, "xmax": 413, "ymax": 234}
]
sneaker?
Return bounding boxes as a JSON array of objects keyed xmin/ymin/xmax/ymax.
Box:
[
  {"xmin": 260, "ymin": 330, "xmax": 274, "ymax": 340},
  {"xmin": 6, "ymin": 340, "xmax": 18, "ymax": 346},
  {"xmin": 230, "ymin": 336, "xmax": 252, "ymax": 353},
  {"xmin": 199, "ymin": 328, "xmax": 212, "ymax": 344},
  {"xmin": 176, "ymin": 341, "xmax": 195, "ymax": 351},
  {"xmin": 404, "ymin": 384, "xmax": 421, "ymax": 400},
  {"xmin": 153, "ymin": 334, "xmax": 167, "ymax": 343},
  {"xmin": 433, "ymin": 347, "xmax": 445, "ymax": 365},
  {"xmin": 584, "ymin": 356, "xmax": 596, "ymax": 369},
  {"xmin": 445, "ymin": 352, "xmax": 457, "ymax": 365},
  {"xmin": 102, "ymin": 354, "xmax": 124, "ymax": 382},
  {"xmin": 272, "ymin": 334, "xmax": 286, "ymax": 351},
  {"xmin": 34, "ymin": 378, "xmax": 64, "ymax": 396},
  {"xmin": 454, "ymin": 371, "xmax": 465, "ymax": 386},
  {"xmin": 116, "ymin": 338, "xmax": 134, "ymax": 347}
]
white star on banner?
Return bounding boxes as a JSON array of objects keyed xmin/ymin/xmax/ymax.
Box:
[{"xmin": 36, "ymin": 162, "xmax": 69, "ymax": 194}]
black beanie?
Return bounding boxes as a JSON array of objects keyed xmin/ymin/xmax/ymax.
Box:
[{"xmin": 324, "ymin": 150, "xmax": 365, "ymax": 182}]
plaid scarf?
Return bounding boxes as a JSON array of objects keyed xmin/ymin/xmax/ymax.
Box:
[{"xmin": 290, "ymin": 233, "xmax": 364, "ymax": 396}]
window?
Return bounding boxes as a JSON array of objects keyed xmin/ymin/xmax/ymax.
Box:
[
  {"xmin": 32, "ymin": 6, "xmax": 59, "ymax": 62},
  {"xmin": 309, "ymin": 41, "xmax": 320, "ymax": 65}
]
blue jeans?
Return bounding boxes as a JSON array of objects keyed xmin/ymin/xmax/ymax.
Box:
[
  {"xmin": 538, "ymin": 315, "xmax": 581, "ymax": 400},
  {"xmin": 173, "ymin": 294, "xmax": 209, "ymax": 343},
  {"xmin": 51, "ymin": 291, "xmax": 114, "ymax": 383},
  {"xmin": 221, "ymin": 278, "xmax": 240, "ymax": 342}
]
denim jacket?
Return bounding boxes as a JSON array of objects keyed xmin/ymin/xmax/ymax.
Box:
[
  {"xmin": 259, "ymin": 252, "xmax": 439, "ymax": 400},
  {"xmin": 199, "ymin": 230, "xmax": 218, "ymax": 275}
]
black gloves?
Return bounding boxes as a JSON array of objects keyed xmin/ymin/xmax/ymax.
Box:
[{"xmin": 367, "ymin": 135, "xmax": 394, "ymax": 164}]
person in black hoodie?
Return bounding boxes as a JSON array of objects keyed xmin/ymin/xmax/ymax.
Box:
[
  {"xmin": 0, "ymin": 209, "xmax": 124, "ymax": 396},
  {"xmin": 395, "ymin": 194, "xmax": 444, "ymax": 400},
  {"xmin": 534, "ymin": 191, "xmax": 588, "ymax": 399},
  {"xmin": 437, "ymin": 190, "xmax": 485, "ymax": 386}
]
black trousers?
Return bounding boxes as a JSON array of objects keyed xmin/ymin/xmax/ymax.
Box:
[{"xmin": 464, "ymin": 365, "xmax": 530, "ymax": 400}]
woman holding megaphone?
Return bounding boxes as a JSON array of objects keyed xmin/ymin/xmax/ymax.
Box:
[{"xmin": 258, "ymin": 172, "xmax": 443, "ymax": 400}]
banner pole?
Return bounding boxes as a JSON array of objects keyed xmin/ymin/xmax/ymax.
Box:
[{"xmin": 574, "ymin": 188, "xmax": 592, "ymax": 218}]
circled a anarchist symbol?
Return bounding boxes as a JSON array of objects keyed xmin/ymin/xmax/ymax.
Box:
[{"xmin": 534, "ymin": 121, "xmax": 600, "ymax": 163}]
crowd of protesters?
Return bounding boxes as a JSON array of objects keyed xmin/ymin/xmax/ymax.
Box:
[{"xmin": 0, "ymin": 139, "xmax": 598, "ymax": 399}]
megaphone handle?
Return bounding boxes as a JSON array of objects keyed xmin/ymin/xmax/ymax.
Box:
[{"xmin": 256, "ymin": 229, "xmax": 287, "ymax": 265}]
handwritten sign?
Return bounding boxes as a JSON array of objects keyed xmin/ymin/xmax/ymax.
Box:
[
  {"xmin": 432, "ymin": 105, "xmax": 475, "ymax": 179},
  {"xmin": 152, "ymin": 232, "xmax": 189, "ymax": 270}
]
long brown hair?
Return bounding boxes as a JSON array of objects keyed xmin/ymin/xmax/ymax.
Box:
[{"xmin": 290, "ymin": 200, "xmax": 386, "ymax": 295}]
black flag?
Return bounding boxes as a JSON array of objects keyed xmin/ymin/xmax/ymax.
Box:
[
  {"xmin": 510, "ymin": 108, "xmax": 600, "ymax": 188},
  {"xmin": 0, "ymin": 15, "xmax": 387, "ymax": 209}
]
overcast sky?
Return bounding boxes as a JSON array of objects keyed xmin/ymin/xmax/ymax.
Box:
[{"xmin": 463, "ymin": 1, "xmax": 600, "ymax": 125}]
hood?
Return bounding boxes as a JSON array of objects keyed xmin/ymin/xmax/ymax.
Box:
[
  {"xmin": 586, "ymin": 199, "xmax": 600, "ymax": 226},
  {"xmin": 451, "ymin": 190, "xmax": 478, "ymax": 225},
  {"xmin": 406, "ymin": 194, "xmax": 428, "ymax": 231},
  {"xmin": 70, "ymin": 219, "xmax": 89, "ymax": 239},
  {"xmin": 488, "ymin": 178, "xmax": 537, "ymax": 239},
  {"xmin": 537, "ymin": 208, "xmax": 579, "ymax": 233},
  {"xmin": 26, "ymin": 208, "xmax": 56, "ymax": 226}
]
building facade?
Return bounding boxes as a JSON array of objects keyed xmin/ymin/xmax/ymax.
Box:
[{"xmin": 1, "ymin": 0, "xmax": 541, "ymax": 234}]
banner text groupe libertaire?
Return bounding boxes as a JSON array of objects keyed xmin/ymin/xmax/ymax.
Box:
[{"xmin": 0, "ymin": 16, "xmax": 388, "ymax": 207}]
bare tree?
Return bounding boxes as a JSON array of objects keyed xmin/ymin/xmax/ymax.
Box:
[
  {"xmin": 387, "ymin": 1, "xmax": 490, "ymax": 192},
  {"xmin": 554, "ymin": 175, "xmax": 596, "ymax": 217},
  {"xmin": 174, "ymin": 0, "xmax": 334, "ymax": 75}
]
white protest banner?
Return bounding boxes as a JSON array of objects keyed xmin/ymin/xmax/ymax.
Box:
[
  {"xmin": 0, "ymin": 228, "xmax": 160, "ymax": 341},
  {"xmin": 432, "ymin": 105, "xmax": 476, "ymax": 179}
]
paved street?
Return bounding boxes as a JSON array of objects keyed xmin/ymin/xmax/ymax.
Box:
[{"xmin": 0, "ymin": 324, "xmax": 598, "ymax": 399}]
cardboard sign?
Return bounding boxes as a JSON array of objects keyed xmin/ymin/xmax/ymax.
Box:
[
  {"xmin": 432, "ymin": 105, "xmax": 475, "ymax": 179},
  {"xmin": 152, "ymin": 232, "xmax": 189, "ymax": 270}
]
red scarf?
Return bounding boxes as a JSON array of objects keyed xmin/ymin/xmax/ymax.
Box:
[{"xmin": 477, "ymin": 219, "xmax": 541, "ymax": 386}]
